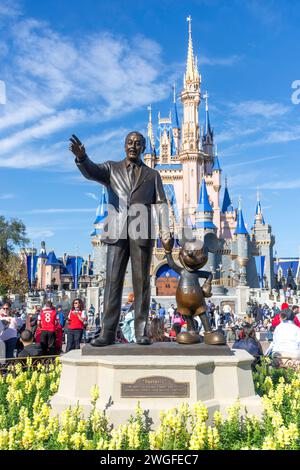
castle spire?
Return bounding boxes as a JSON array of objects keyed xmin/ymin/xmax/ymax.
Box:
[
  {"xmin": 197, "ymin": 179, "xmax": 213, "ymax": 212},
  {"xmin": 254, "ymin": 190, "xmax": 265, "ymax": 225},
  {"xmin": 235, "ymin": 197, "xmax": 248, "ymax": 235},
  {"xmin": 172, "ymin": 83, "xmax": 179, "ymax": 128},
  {"xmin": 213, "ymin": 144, "xmax": 221, "ymax": 172},
  {"xmin": 195, "ymin": 179, "xmax": 216, "ymax": 230},
  {"xmin": 203, "ymin": 91, "xmax": 213, "ymax": 140},
  {"xmin": 185, "ymin": 15, "xmax": 199, "ymax": 84},
  {"xmin": 221, "ymin": 179, "xmax": 233, "ymax": 212}
]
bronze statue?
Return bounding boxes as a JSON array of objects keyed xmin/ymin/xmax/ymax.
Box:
[
  {"xmin": 162, "ymin": 233, "xmax": 226, "ymax": 345},
  {"xmin": 69, "ymin": 132, "xmax": 170, "ymax": 347}
]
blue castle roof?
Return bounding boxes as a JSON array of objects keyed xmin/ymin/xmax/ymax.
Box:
[
  {"xmin": 173, "ymin": 100, "xmax": 179, "ymax": 128},
  {"xmin": 197, "ymin": 179, "xmax": 213, "ymax": 212},
  {"xmin": 94, "ymin": 187, "xmax": 108, "ymax": 225},
  {"xmin": 274, "ymin": 258, "xmax": 299, "ymax": 278},
  {"xmin": 45, "ymin": 251, "xmax": 60, "ymax": 266},
  {"xmin": 254, "ymin": 200, "xmax": 265, "ymax": 225},
  {"xmin": 213, "ymin": 155, "xmax": 221, "ymax": 171},
  {"xmin": 221, "ymin": 186, "xmax": 234, "ymax": 213},
  {"xmin": 235, "ymin": 208, "xmax": 248, "ymax": 235}
]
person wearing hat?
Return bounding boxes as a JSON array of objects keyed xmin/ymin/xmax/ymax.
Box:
[{"xmin": 272, "ymin": 302, "xmax": 295, "ymax": 328}]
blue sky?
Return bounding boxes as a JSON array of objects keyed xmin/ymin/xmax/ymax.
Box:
[{"xmin": 0, "ymin": 0, "xmax": 299, "ymax": 258}]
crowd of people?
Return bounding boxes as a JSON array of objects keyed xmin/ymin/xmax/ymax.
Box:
[
  {"xmin": 1, "ymin": 295, "xmax": 300, "ymax": 366},
  {"xmin": 0, "ymin": 299, "xmax": 99, "ymax": 360}
]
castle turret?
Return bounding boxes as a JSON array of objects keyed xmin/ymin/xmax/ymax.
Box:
[
  {"xmin": 253, "ymin": 191, "xmax": 265, "ymax": 226},
  {"xmin": 234, "ymin": 199, "xmax": 249, "ymax": 286},
  {"xmin": 210, "ymin": 145, "xmax": 222, "ymax": 235},
  {"xmin": 220, "ymin": 177, "xmax": 236, "ymax": 239},
  {"xmin": 195, "ymin": 179, "xmax": 217, "ymax": 236},
  {"xmin": 251, "ymin": 192, "xmax": 275, "ymax": 289},
  {"xmin": 36, "ymin": 241, "xmax": 47, "ymax": 289}
]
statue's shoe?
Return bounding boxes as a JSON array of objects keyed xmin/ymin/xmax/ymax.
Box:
[
  {"xmin": 176, "ymin": 331, "xmax": 201, "ymax": 345},
  {"xmin": 91, "ymin": 334, "xmax": 115, "ymax": 347},
  {"xmin": 136, "ymin": 336, "xmax": 152, "ymax": 345},
  {"xmin": 204, "ymin": 331, "xmax": 226, "ymax": 345}
]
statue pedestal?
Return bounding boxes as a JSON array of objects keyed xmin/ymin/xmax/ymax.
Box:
[{"xmin": 51, "ymin": 344, "xmax": 262, "ymax": 427}]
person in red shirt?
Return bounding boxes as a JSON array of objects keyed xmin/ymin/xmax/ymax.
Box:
[
  {"xmin": 66, "ymin": 299, "xmax": 87, "ymax": 352},
  {"xmin": 272, "ymin": 303, "xmax": 300, "ymax": 328},
  {"xmin": 38, "ymin": 301, "xmax": 59, "ymax": 355}
]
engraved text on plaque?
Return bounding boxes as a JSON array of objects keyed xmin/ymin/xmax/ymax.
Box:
[{"xmin": 121, "ymin": 376, "xmax": 190, "ymax": 398}]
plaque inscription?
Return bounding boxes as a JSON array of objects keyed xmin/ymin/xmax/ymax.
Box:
[{"xmin": 121, "ymin": 376, "xmax": 190, "ymax": 398}]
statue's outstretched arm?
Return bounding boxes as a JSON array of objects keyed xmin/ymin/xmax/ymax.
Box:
[{"xmin": 69, "ymin": 134, "xmax": 110, "ymax": 185}]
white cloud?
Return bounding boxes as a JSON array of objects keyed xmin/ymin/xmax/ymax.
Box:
[
  {"xmin": 0, "ymin": 1, "xmax": 21, "ymax": 18},
  {"xmin": 25, "ymin": 208, "xmax": 96, "ymax": 215},
  {"xmin": 259, "ymin": 178, "xmax": 300, "ymax": 190},
  {"xmin": 200, "ymin": 54, "xmax": 242, "ymax": 66},
  {"xmin": 223, "ymin": 155, "xmax": 282, "ymax": 169},
  {"xmin": 27, "ymin": 228, "xmax": 55, "ymax": 239},
  {"xmin": 230, "ymin": 100, "xmax": 289, "ymax": 118},
  {"xmin": 0, "ymin": 109, "xmax": 87, "ymax": 155},
  {"xmin": 0, "ymin": 16, "xmax": 170, "ymax": 169}
]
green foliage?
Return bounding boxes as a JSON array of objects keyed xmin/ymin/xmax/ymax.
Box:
[{"xmin": 0, "ymin": 215, "xmax": 29, "ymax": 295}]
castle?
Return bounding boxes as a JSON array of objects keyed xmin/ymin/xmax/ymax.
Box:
[{"xmin": 91, "ymin": 17, "xmax": 276, "ymax": 298}]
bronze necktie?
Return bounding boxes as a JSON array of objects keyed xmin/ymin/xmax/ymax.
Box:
[{"xmin": 128, "ymin": 163, "xmax": 136, "ymax": 189}]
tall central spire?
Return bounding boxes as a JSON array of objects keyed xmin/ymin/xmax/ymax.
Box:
[{"xmin": 185, "ymin": 15, "xmax": 199, "ymax": 84}]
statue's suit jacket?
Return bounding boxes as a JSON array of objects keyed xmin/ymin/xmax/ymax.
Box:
[{"xmin": 76, "ymin": 155, "xmax": 169, "ymax": 246}]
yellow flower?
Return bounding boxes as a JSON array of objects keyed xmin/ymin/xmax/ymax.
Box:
[
  {"xmin": 91, "ymin": 385, "xmax": 99, "ymax": 403},
  {"xmin": 57, "ymin": 430, "xmax": 69, "ymax": 446},
  {"xmin": 22, "ymin": 419, "xmax": 35, "ymax": 449},
  {"xmin": 0, "ymin": 430, "xmax": 9, "ymax": 450},
  {"xmin": 213, "ymin": 410, "xmax": 223, "ymax": 427},
  {"xmin": 70, "ymin": 432, "xmax": 83, "ymax": 450}
]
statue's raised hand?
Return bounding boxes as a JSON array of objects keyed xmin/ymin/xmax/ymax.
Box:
[{"xmin": 69, "ymin": 134, "xmax": 86, "ymax": 160}]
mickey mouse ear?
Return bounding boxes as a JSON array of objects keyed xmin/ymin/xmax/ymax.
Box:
[{"xmin": 204, "ymin": 233, "xmax": 220, "ymax": 253}]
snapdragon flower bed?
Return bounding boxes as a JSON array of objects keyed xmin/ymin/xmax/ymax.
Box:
[{"xmin": 0, "ymin": 357, "xmax": 299, "ymax": 450}]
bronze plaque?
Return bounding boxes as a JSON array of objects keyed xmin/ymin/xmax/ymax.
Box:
[{"xmin": 121, "ymin": 376, "xmax": 190, "ymax": 398}]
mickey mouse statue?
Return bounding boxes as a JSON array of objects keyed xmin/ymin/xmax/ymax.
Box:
[{"xmin": 161, "ymin": 233, "xmax": 226, "ymax": 346}]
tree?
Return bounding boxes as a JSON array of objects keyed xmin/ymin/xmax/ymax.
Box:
[
  {"xmin": 0, "ymin": 216, "xmax": 29, "ymax": 260},
  {"xmin": 0, "ymin": 254, "xmax": 28, "ymax": 296},
  {"xmin": 0, "ymin": 216, "xmax": 29, "ymax": 296}
]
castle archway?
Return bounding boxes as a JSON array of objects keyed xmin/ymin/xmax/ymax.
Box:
[{"xmin": 155, "ymin": 264, "xmax": 179, "ymax": 296}]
